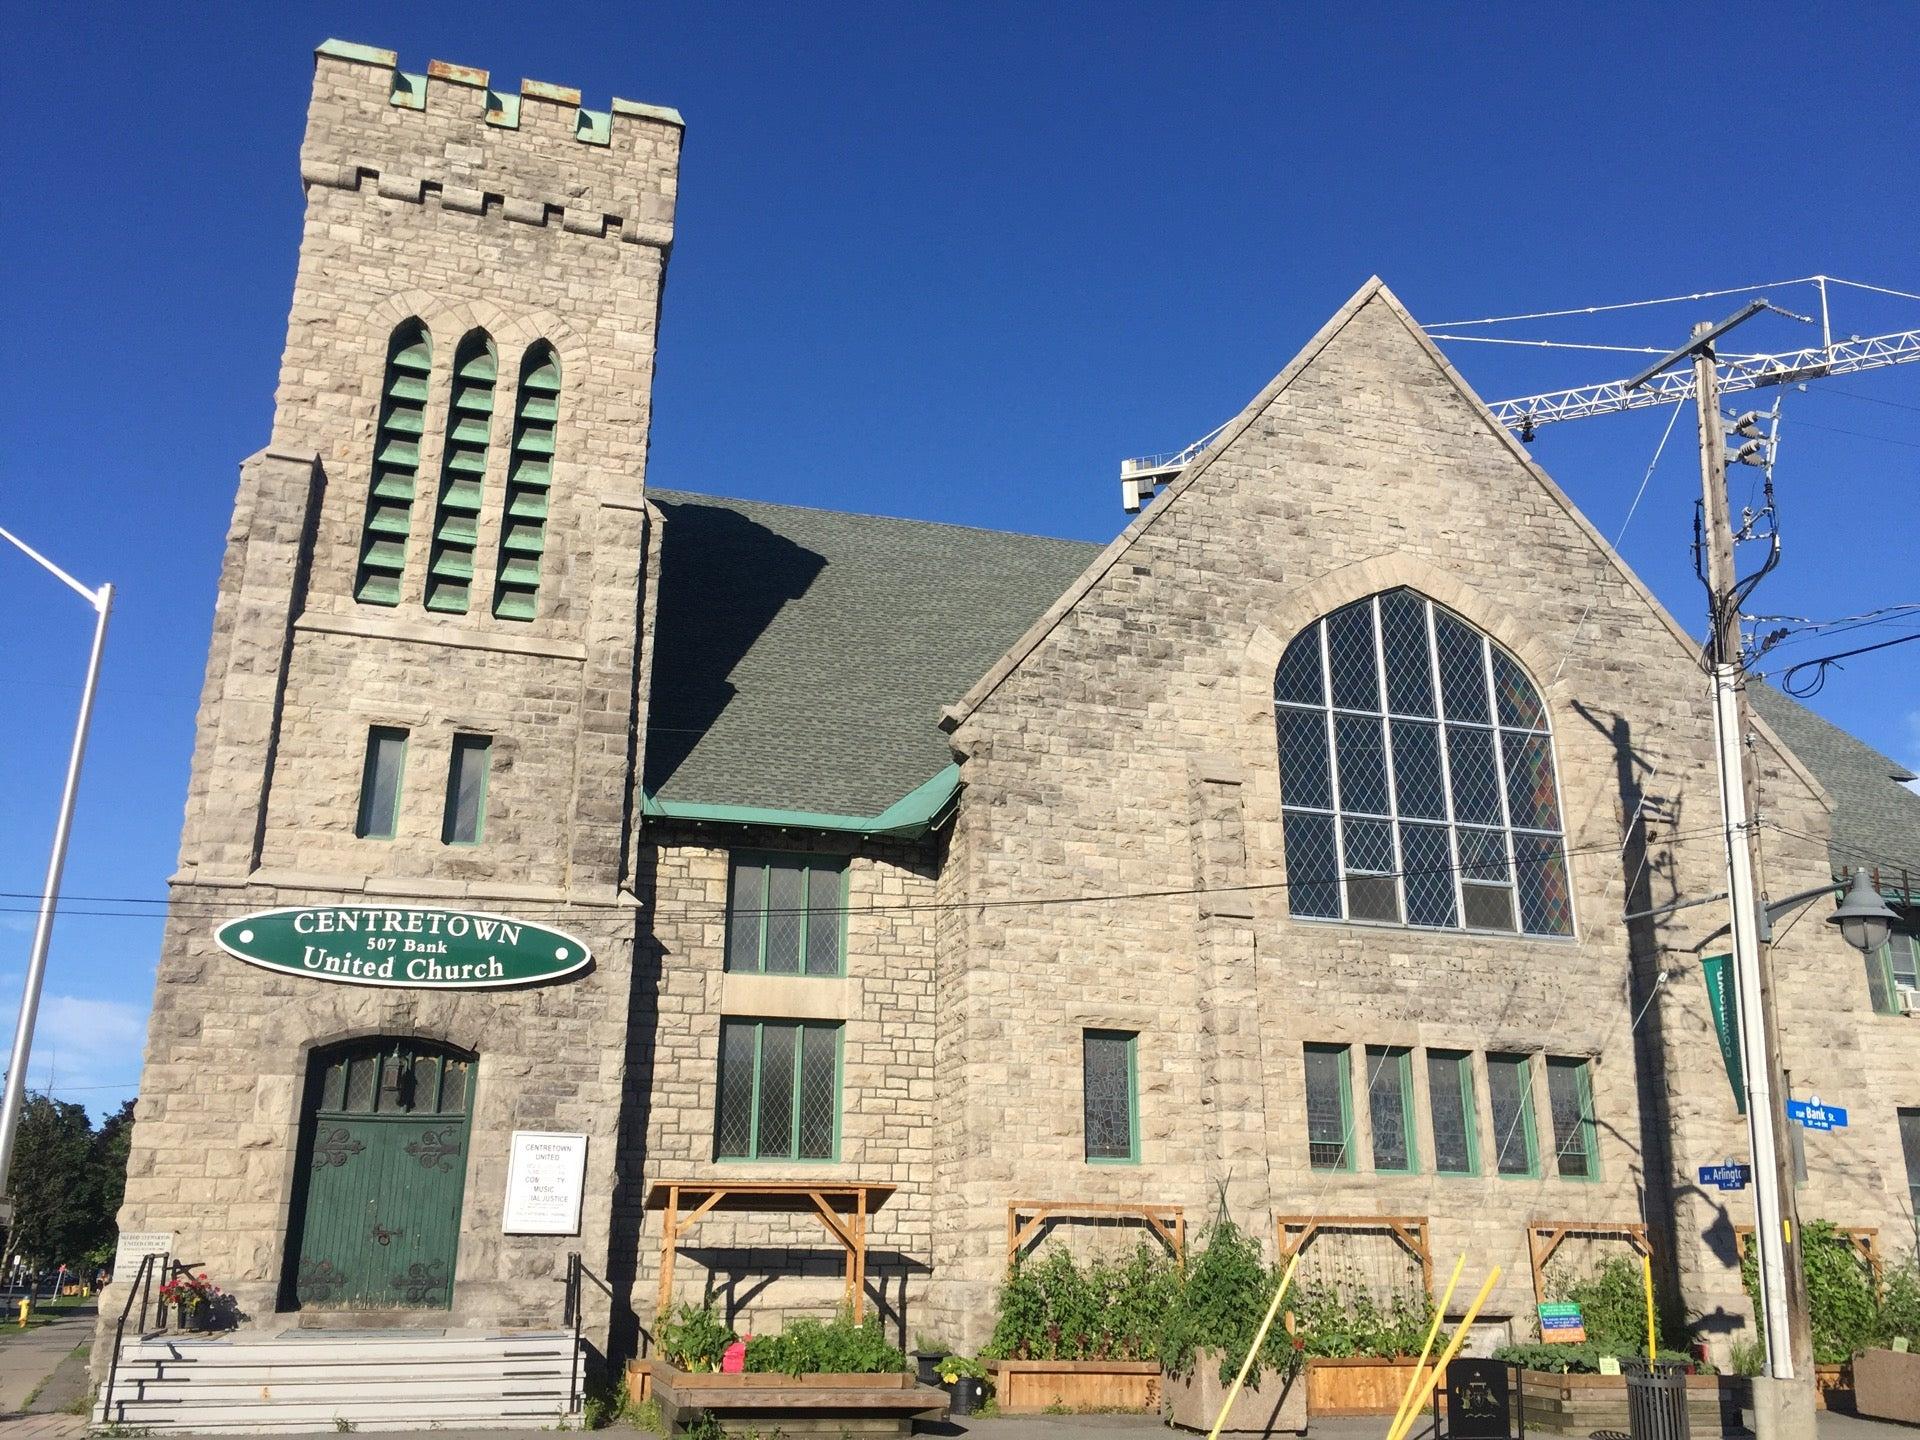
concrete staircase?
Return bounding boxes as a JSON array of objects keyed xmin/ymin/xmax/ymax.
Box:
[{"xmin": 94, "ymin": 1329, "xmax": 583, "ymax": 1433}]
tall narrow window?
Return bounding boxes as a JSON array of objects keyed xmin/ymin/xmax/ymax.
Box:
[
  {"xmin": 426, "ymin": 330, "xmax": 497, "ymax": 614},
  {"xmin": 1872, "ymin": 930, "xmax": 1920, "ymax": 1014},
  {"xmin": 724, "ymin": 853, "xmax": 847, "ymax": 977},
  {"xmin": 1304, "ymin": 1043, "xmax": 1353, "ymax": 1172},
  {"xmin": 1274, "ymin": 589, "xmax": 1573, "ymax": 937},
  {"xmin": 1546, "ymin": 1056, "xmax": 1599, "ymax": 1179},
  {"xmin": 355, "ymin": 320, "xmax": 431, "ymax": 605},
  {"xmin": 494, "ymin": 343, "xmax": 558, "ymax": 621},
  {"xmin": 714, "ymin": 1018, "xmax": 840, "ymax": 1161},
  {"xmin": 1487, "ymin": 1053, "xmax": 1539, "ymax": 1178},
  {"xmin": 355, "ymin": 727, "xmax": 408, "ymax": 839},
  {"xmin": 1083, "ymin": 1030, "xmax": 1139, "ymax": 1163},
  {"xmin": 1427, "ymin": 1050, "xmax": 1478, "ymax": 1176},
  {"xmin": 441, "ymin": 734, "xmax": 492, "ymax": 845},
  {"xmin": 1367, "ymin": 1045, "xmax": 1416, "ymax": 1172},
  {"xmin": 1900, "ymin": 1108, "xmax": 1920, "ymax": 1216}
]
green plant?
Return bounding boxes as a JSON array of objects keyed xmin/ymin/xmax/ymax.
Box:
[
  {"xmin": 1730, "ymin": 1337, "xmax": 1765, "ymax": 1376},
  {"xmin": 627, "ymin": 1393, "xmax": 664, "ymax": 1433},
  {"xmin": 658, "ymin": 1303, "xmax": 739, "ymax": 1373},
  {"xmin": 683, "ymin": 1410, "xmax": 726, "ymax": 1440},
  {"xmin": 913, "ymin": 1331, "xmax": 951, "ymax": 1355},
  {"xmin": 1287, "ymin": 1283, "xmax": 1433, "ymax": 1358},
  {"xmin": 1159, "ymin": 1215, "xmax": 1302, "ymax": 1386},
  {"xmin": 1740, "ymin": 1221, "xmax": 1880, "ymax": 1363},
  {"xmin": 1493, "ymin": 1341, "xmax": 1694, "ymax": 1374},
  {"xmin": 1880, "ymin": 1253, "xmax": 1920, "ymax": 1347},
  {"xmin": 742, "ymin": 1310, "xmax": 905, "ymax": 1376},
  {"xmin": 1544, "ymin": 1255, "xmax": 1672, "ymax": 1353},
  {"xmin": 936, "ymin": 1354, "xmax": 988, "ymax": 1382},
  {"xmin": 983, "ymin": 1243, "xmax": 1178, "ymax": 1361}
]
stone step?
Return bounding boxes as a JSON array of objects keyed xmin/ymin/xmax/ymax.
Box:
[
  {"xmin": 94, "ymin": 1398, "xmax": 574, "ymax": 1433},
  {"xmin": 117, "ymin": 1332, "xmax": 572, "ymax": 1365},
  {"xmin": 111, "ymin": 1356, "xmax": 572, "ymax": 1384},
  {"xmin": 111, "ymin": 1375, "xmax": 572, "ymax": 1403}
]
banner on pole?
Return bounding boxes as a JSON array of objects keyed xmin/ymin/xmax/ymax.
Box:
[{"xmin": 1701, "ymin": 954, "xmax": 1746, "ymax": 1114}]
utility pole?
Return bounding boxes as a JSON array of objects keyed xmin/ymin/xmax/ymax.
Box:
[{"xmin": 1630, "ymin": 310, "xmax": 1815, "ymax": 1440}]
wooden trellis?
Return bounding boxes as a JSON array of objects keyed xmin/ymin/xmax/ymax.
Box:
[
  {"xmin": 1005, "ymin": 1201, "xmax": 1186, "ymax": 1270},
  {"xmin": 1735, "ymin": 1224, "xmax": 1878, "ymax": 1276},
  {"xmin": 1275, "ymin": 1215, "xmax": 1435, "ymax": 1297},
  {"xmin": 1526, "ymin": 1219, "xmax": 1652, "ymax": 1308}
]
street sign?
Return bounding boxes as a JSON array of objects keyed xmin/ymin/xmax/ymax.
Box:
[
  {"xmin": 1539, "ymin": 1302, "xmax": 1587, "ymax": 1343},
  {"xmin": 1786, "ymin": 1096, "xmax": 1849, "ymax": 1131},
  {"xmin": 1698, "ymin": 1162, "xmax": 1752, "ymax": 1191}
]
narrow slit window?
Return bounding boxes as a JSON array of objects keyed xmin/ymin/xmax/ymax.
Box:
[
  {"xmin": 426, "ymin": 330, "xmax": 497, "ymax": 614},
  {"xmin": 1487, "ymin": 1052, "xmax": 1539, "ymax": 1178},
  {"xmin": 355, "ymin": 726, "xmax": 408, "ymax": 839},
  {"xmin": 1304, "ymin": 1043, "xmax": 1353, "ymax": 1172},
  {"xmin": 714, "ymin": 1018, "xmax": 840, "ymax": 1162},
  {"xmin": 355, "ymin": 320, "xmax": 431, "ymax": 605},
  {"xmin": 1427, "ymin": 1049, "xmax": 1478, "ymax": 1176},
  {"xmin": 1546, "ymin": 1056, "xmax": 1599, "ymax": 1179},
  {"xmin": 1366, "ymin": 1045, "xmax": 1416, "ymax": 1173},
  {"xmin": 494, "ymin": 343, "xmax": 559, "ymax": 621},
  {"xmin": 1083, "ymin": 1029, "xmax": 1139, "ymax": 1163},
  {"xmin": 441, "ymin": 734, "xmax": 492, "ymax": 845}
]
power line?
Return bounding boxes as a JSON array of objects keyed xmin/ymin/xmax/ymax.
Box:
[{"xmin": 1433, "ymin": 274, "xmax": 1920, "ymax": 329}]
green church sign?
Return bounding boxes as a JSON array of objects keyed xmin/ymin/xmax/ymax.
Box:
[{"xmin": 215, "ymin": 906, "xmax": 591, "ymax": 989}]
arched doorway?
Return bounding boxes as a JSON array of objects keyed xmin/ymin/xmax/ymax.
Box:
[{"xmin": 282, "ymin": 1037, "xmax": 475, "ymax": 1311}]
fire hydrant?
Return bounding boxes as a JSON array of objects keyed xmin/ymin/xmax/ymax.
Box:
[{"xmin": 16, "ymin": 1297, "xmax": 30, "ymax": 1327}]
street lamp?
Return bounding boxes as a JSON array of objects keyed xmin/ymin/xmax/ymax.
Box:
[
  {"xmin": 1827, "ymin": 872, "xmax": 1897, "ymax": 956},
  {"xmin": 0, "ymin": 527, "xmax": 113, "ymax": 1207}
]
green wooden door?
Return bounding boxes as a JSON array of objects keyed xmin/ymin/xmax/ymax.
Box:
[{"xmin": 284, "ymin": 1038, "xmax": 475, "ymax": 1310}]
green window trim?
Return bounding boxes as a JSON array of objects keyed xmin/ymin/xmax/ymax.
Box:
[
  {"xmin": 441, "ymin": 734, "xmax": 492, "ymax": 846},
  {"xmin": 1546, "ymin": 1056, "xmax": 1601, "ymax": 1181},
  {"xmin": 355, "ymin": 320, "xmax": 431, "ymax": 605},
  {"xmin": 426, "ymin": 330, "xmax": 497, "ymax": 615},
  {"xmin": 724, "ymin": 851, "xmax": 850, "ymax": 978},
  {"xmin": 1304, "ymin": 1042, "xmax": 1354, "ymax": 1173},
  {"xmin": 1427, "ymin": 1049, "xmax": 1480, "ymax": 1177},
  {"xmin": 355, "ymin": 726, "xmax": 408, "ymax": 840},
  {"xmin": 1487, "ymin": 1052, "xmax": 1540, "ymax": 1179},
  {"xmin": 1870, "ymin": 931, "xmax": 1919, "ymax": 1015},
  {"xmin": 1366, "ymin": 1045, "xmax": 1418, "ymax": 1173},
  {"xmin": 714, "ymin": 1018, "xmax": 842, "ymax": 1163},
  {"xmin": 1083, "ymin": 1029, "xmax": 1140, "ymax": 1165},
  {"xmin": 493, "ymin": 343, "xmax": 558, "ymax": 621}
]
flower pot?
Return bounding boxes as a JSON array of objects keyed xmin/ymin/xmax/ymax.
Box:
[
  {"xmin": 947, "ymin": 1376, "xmax": 987, "ymax": 1415},
  {"xmin": 1163, "ymin": 1349, "xmax": 1307, "ymax": 1436},
  {"xmin": 913, "ymin": 1351, "xmax": 944, "ymax": 1388}
]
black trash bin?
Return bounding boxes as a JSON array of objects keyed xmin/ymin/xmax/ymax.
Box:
[{"xmin": 1622, "ymin": 1358, "xmax": 1691, "ymax": 1440}]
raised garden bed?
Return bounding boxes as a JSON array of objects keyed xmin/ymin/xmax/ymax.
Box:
[
  {"xmin": 989, "ymin": 1359, "xmax": 1162, "ymax": 1413},
  {"xmin": 1517, "ymin": 1368, "xmax": 1739, "ymax": 1435},
  {"xmin": 648, "ymin": 1362, "xmax": 948, "ymax": 1437},
  {"xmin": 1306, "ymin": 1357, "xmax": 1423, "ymax": 1416},
  {"xmin": 1163, "ymin": 1349, "xmax": 1307, "ymax": 1436}
]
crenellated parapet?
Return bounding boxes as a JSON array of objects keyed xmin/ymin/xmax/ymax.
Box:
[{"xmin": 301, "ymin": 39, "xmax": 681, "ymax": 248}]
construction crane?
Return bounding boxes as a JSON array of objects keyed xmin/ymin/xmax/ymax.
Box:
[{"xmin": 1119, "ymin": 277, "xmax": 1920, "ymax": 510}]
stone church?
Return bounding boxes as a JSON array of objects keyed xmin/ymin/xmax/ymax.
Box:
[{"xmin": 99, "ymin": 36, "xmax": 1919, "ymax": 1416}]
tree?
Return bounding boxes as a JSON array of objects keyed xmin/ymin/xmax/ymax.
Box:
[{"xmin": 2, "ymin": 1094, "xmax": 134, "ymax": 1278}]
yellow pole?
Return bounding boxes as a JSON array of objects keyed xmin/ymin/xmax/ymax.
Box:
[
  {"xmin": 1206, "ymin": 1251, "xmax": 1303, "ymax": 1440},
  {"xmin": 1642, "ymin": 1254, "xmax": 1657, "ymax": 1363},
  {"xmin": 1387, "ymin": 1255, "xmax": 1465, "ymax": 1440},
  {"xmin": 1386, "ymin": 1267, "xmax": 1502, "ymax": 1440}
]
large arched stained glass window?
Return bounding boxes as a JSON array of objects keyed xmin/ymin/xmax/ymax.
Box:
[{"xmin": 1274, "ymin": 588, "xmax": 1573, "ymax": 937}]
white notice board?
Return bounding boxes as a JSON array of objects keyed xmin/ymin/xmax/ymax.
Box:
[
  {"xmin": 111, "ymin": 1230, "xmax": 175, "ymax": 1283},
  {"xmin": 502, "ymin": 1132, "xmax": 588, "ymax": 1235}
]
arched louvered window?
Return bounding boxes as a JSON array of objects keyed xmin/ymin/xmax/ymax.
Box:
[
  {"xmin": 493, "ymin": 343, "xmax": 558, "ymax": 621},
  {"xmin": 354, "ymin": 320, "xmax": 431, "ymax": 605},
  {"xmin": 425, "ymin": 331, "xmax": 497, "ymax": 614},
  {"xmin": 1274, "ymin": 588, "xmax": 1573, "ymax": 937}
]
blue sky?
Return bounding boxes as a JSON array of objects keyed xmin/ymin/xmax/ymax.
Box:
[{"xmin": 2, "ymin": 4, "xmax": 1916, "ymax": 1117}]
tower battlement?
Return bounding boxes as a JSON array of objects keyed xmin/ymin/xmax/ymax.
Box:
[{"xmin": 302, "ymin": 38, "xmax": 681, "ymax": 247}]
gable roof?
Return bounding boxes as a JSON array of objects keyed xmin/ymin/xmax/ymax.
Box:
[
  {"xmin": 1748, "ymin": 684, "xmax": 1920, "ymax": 890},
  {"xmin": 641, "ymin": 489, "xmax": 1100, "ymax": 831}
]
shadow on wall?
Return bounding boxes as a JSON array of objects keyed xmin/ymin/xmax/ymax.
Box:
[
  {"xmin": 643, "ymin": 497, "xmax": 828, "ymax": 795},
  {"xmin": 679, "ymin": 1246, "xmax": 930, "ymax": 1350}
]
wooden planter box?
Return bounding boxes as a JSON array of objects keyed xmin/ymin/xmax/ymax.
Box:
[
  {"xmin": 1517, "ymin": 1369, "xmax": 1737, "ymax": 1436},
  {"xmin": 1816, "ymin": 1361, "xmax": 1851, "ymax": 1412},
  {"xmin": 988, "ymin": 1359, "xmax": 1162, "ymax": 1413},
  {"xmin": 648, "ymin": 1361, "xmax": 949, "ymax": 1437},
  {"xmin": 1163, "ymin": 1349, "xmax": 1307, "ymax": 1436},
  {"xmin": 1306, "ymin": 1357, "xmax": 1423, "ymax": 1416}
]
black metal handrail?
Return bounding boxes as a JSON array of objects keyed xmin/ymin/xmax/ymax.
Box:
[
  {"xmin": 564, "ymin": 1252, "xmax": 584, "ymax": 1414},
  {"xmin": 101, "ymin": 1249, "xmax": 165, "ymax": 1425}
]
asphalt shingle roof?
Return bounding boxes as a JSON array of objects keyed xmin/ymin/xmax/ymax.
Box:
[
  {"xmin": 644, "ymin": 490, "xmax": 1102, "ymax": 820},
  {"xmin": 1750, "ymin": 683, "xmax": 1920, "ymax": 885}
]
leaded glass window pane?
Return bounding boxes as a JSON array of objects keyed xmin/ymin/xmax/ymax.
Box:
[
  {"xmin": 797, "ymin": 1025, "xmax": 838, "ymax": 1159},
  {"xmin": 1547, "ymin": 1057, "xmax": 1596, "ymax": 1179},
  {"xmin": 1326, "ymin": 603, "xmax": 1380, "ymax": 711},
  {"xmin": 1367, "ymin": 1046, "xmax": 1414, "ymax": 1172},
  {"xmin": 805, "ymin": 866, "xmax": 842, "ymax": 976},
  {"xmin": 1427, "ymin": 1051, "xmax": 1476, "ymax": 1175},
  {"xmin": 1487, "ymin": 1053, "xmax": 1536, "ymax": 1177},
  {"xmin": 764, "ymin": 862, "xmax": 806, "ymax": 974},
  {"xmin": 724, "ymin": 854, "xmax": 847, "ymax": 976},
  {"xmin": 755, "ymin": 1023, "xmax": 797, "ymax": 1156},
  {"xmin": 1083, "ymin": 1030, "xmax": 1137, "ymax": 1162},
  {"xmin": 715, "ymin": 1020, "xmax": 756, "ymax": 1158},
  {"xmin": 1274, "ymin": 590, "xmax": 1570, "ymax": 938},
  {"xmin": 1277, "ymin": 708, "xmax": 1332, "ymax": 809},
  {"xmin": 356, "ymin": 727, "xmax": 408, "ymax": 839},
  {"xmin": 726, "ymin": 863, "xmax": 765, "ymax": 973},
  {"xmin": 1275, "ymin": 626, "xmax": 1324, "ymax": 705},
  {"xmin": 715, "ymin": 1019, "xmax": 841, "ymax": 1161},
  {"xmin": 1283, "ymin": 810, "xmax": 1341, "ymax": 918},
  {"xmin": 1335, "ymin": 714, "xmax": 1390, "ymax": 815},
  {"xmin": 1304, "ymin": 1044, "xmax": 1350, "ymax": 1171}
]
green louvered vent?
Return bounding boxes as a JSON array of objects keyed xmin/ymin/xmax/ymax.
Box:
[
  {"xmin": 353, "ymin": 320, "xmax": 432, "ymax": 605},
  {"xmin": 425, "ymin": 331, "xmax": 497, "ymax": 614},
  {"xmin": 493, "ymin": 343, "xmax": 559, "ymax": 621}
]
